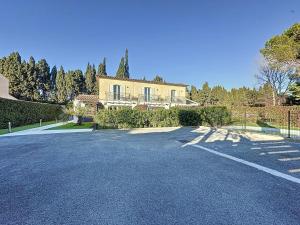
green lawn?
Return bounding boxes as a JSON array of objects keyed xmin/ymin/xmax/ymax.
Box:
[
  {"xmin": 47, "ymin": 122, "xmax": 94, "ymax": 130},
  {"xmin": 0, "ymin": 120, "xmax": 57, "ymax": 135}
]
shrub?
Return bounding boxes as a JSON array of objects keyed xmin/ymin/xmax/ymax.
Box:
[
  {"xmin": 0, "ymin": 98, "xmax": 63, "ymax": 129},
  {"xmin": 94, "ymin": 106, "xmax": 231, "ymax": 128},
  {"xmin": 201, "ymin": 106, "xmax": 231, "ymax": 127}
]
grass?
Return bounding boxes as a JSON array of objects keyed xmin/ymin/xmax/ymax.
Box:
[
  {"xmin": 47, "ymin": 122, "xmax": 93, "ymax": 130},
  {"xmin": 0, "ymin": 120, "xmax": 56, "ymax": 135}
]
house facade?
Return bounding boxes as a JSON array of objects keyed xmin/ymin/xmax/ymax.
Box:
[{"xmin": 97, "ymin": 76, "xmax": 198, "ymax": 109}]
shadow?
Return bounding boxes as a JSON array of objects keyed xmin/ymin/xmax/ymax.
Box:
[{"xmin": 256, "ymin": 120, "xmax": 276, "ymax": 128}]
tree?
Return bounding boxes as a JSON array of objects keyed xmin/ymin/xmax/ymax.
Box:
[
  {"xmin": 56, "ymin": 66, "xmax": 67, "ymax": 103},
  {"xmin": 153, "ymin": 75, "xmax": 164, "ymax": 83},
  {"xmin": 85, "ymin": 63, "xmax": 96, "ymax": 94},
  {"xmin": 97, "ymin": 57, "xmax": 107, "ymax": 76},
  {"xmin": 25, "ymin": 56, "xmax": 40, "ymax": 101},
  {"xmin": 73, "ymin": 69, "xmax": 85, "ymax": 94},
  {"xmin": 116, "ymin": 57, "xmax": 125, "ymax": 78},
  {"xmin": 256, "ymin": 60, "xmax": 297, "ymax": 105},
  {"xmin": 190, "ymin": 85, "xmax": 199, "ymax": 101},
  {"xmin": 65, "ymin": 70, "xmax": 75, "ymax": 100},
  {"xmin": 36, "ymin": 59, "xmax": 50, "ymax": 101},
  {"xmin": 124, "ymin": 49, "xmax": 129, "ymax": 78},
  {"xmin": 198, "ymin": 82, "xmax": 212, "ymax": 106},
  {"xmin": 2, "ymin": 52, "xmax": 22, "ymax": 98},
  {"xmin": 49, "ymin": 66, "xmax": 57, "ymax": 102}
]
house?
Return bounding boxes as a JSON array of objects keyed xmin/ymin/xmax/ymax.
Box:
[
  {"xmin": 74, "ymin": 75, "xmax": 198, "ymax": 112},
  {"xmin": 98, "ymin": 76, "xmax": 198, "ymax": 109},
  {"xmin": 0, "ymin": 74, "xmax": 17, "ymax": 100}
]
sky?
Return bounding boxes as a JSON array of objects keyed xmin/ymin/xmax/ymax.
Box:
[{"xmin": 0, "ymin": 0, "xmax": 299, "ymax": 89}]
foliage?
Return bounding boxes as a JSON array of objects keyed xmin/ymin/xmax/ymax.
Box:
[
  {"xmin": 0, "ymin": 97, "xmax": 63, "ymax": 129},
  {"xmin": 230, "ymin": 106, "xmax": 300, "ymax": 129},
  {"xmin": 97, "ymin": 57, "xmax": 107, "ymax": 75},
  {"xmin": 85, "ymin": 63, "xmax": 97, "ymax": 94},
  {"xmin": 56, "ymin": 66, "xmax": 67, "ymax": 103},
  {"xmin": 153, "ymin": 75, "xmax": 164, "ymax": 83},
  {"xmin": 116, "ymin": 49, "xmax": 130, "ymax": 78},
  {"xmin": 201, "ymin": 106, "xmax": 231, "ymax": 127},
  {"xmin": 94, "ymin": 107, "xmax": 231, "ymax": 128}
]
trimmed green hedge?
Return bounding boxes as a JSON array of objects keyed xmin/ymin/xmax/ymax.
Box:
[
  {"xmin": 0, "ymin": 98, "xmax": 63, "ymax": 129},
  {"xmin": 94, "ymin": 106, "xmax": 231, "ymax": 128}
]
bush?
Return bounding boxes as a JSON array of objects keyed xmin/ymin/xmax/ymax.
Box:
[
  {"xmin": 0, "ymin": 98, "xmax": 63, "ymax": 129},
  {"xmin": 201, "ymin": 106, "xmax": 231, "ymax": 127},
  {"xmin": 94, "ymin": 106, "xmax": 231, "ymax": 128}
]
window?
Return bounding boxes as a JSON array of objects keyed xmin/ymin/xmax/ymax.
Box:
[
  {"xmin": 113, "ymin": 85, "xmax": 120, "ymax": 100},
  {"xmin": 144, "ymin": 87, "xmax": 150, "ymax": 102},
  {"xmin": 171, "ymin": 90, "xmax": 176, "ymax": 102}
]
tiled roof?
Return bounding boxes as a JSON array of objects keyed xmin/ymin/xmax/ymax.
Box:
[
  {"xmin": 75, "ymin": 94, "xmax": 99, "ymax": 103},
  {"xmin": 97, "ymin": 75, "xmax": 188, "ymax": 87}
]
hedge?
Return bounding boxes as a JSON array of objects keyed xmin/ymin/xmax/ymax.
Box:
[
  {"xmin": 0, "ymin": 98, "xmax": 63, "ymax": 129},
  {"xmin": 94, "ymin": 106, "xmax": 231, "ymax": 128}
]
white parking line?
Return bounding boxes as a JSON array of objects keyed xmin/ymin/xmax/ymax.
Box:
[
  {"xmin": 191, "ymin": 144, "xmax": 300, "ymax": 184},
  {"xmin": 288, "ymin": 168, "xmax": 300, "ymax": 173},
  {"xmin": 278, "ymin": 157, "xmax": 300, "ymax": 162},
  {"xmin": 263, "ymin": 145, "xmax": 292, "ymax": 149},
  {"xmin": 267, "ymin": 150, "xmax": 299, "ymax": 155},
  {"xmin": 251, "ymin": 147, "xmax": 262, "ymax": 150},
  {"xmin": 259, "ymin": 141, "xmax": 286, "ymax": 145}
]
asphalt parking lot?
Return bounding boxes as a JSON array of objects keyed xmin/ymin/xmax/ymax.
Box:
[{"xmin": 0, "ymin": 127, "xmax": 300, "ymax": 225}]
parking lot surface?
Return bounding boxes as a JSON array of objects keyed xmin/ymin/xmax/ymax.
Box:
[{"xmin": 0, "ymin": 127, "xmax": 299, "ymax": 225}]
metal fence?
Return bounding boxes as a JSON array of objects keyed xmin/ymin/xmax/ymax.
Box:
[{"xmin": 229, "ymin": 107, "xmax": 300, "ymax": 139}]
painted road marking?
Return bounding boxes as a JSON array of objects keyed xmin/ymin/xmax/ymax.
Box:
[
  {"xmin": 288, "ymin": 168, "xmax": 300, "ymax": 173},
  {"xmin": 278, "ymin": 157, "xmax": 300, "ymax": 162},
  {"xmin": 191, "ymin": 144, "xmax": 300, "ymax": 184},
  {"xmin": 251, "ymin": 147, "xmax": 262, "ymax": 150},
  {"xmin": 263, "ymin": 145, "xmax": 292, "ymax": 149},
  {"xmin": 259, "ymin": 141, "xmax": 286, "ymax": 145},
  {"xmin": 267, "ymin": 150, "xmax": 299, "ymax": 155}
]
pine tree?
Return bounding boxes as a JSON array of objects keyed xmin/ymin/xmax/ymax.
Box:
[
  {"xmin": 56, "ymin": 66, "xmax": 67, "ymax": 103},
  {"xmin": 97, "ymin": 57, "xmax": 107, "ymax": 76},
  {"xmin": 190, "ymin": 85, "xmax": 199, "ymax": 101},
  {"xmin": 124, "ymin": 49, "xmax": 129, "ymax": 78},
  {"xmin": 198, "ymin": 82, "xmax": 212, "ymax": 106},
  {"xmin": 116, "ymin": 57, "xmax": 125, "ymax": 78}
]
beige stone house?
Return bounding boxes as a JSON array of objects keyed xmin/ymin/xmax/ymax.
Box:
[
  {"xmin": 0, "ymin": 74, "xmax": 17, "ymax": 100},
  {"xmin": 98, "ymin": 76, "xmax": 197, "ymax": 109},
  {"xmin": 75, "ymin": 75, "xmax": 198, "ymax": 111}
]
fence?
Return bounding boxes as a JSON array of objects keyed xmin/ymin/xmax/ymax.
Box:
[{"xmin": 228, "ymin": 106, "xmax": 300, "ymax": 139}]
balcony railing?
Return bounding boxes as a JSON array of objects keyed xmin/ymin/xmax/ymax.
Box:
[
  {"xmin": 104, "ymin": 92, "xmax": 195, "ymax": 105},
  {"xmin": 105, "ymin": 92, "xmax": 132, "ymax": 102}
]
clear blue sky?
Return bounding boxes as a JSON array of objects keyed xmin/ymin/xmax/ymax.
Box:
[{"xmin": 0, "ymin": 0, "xmax": 299, "ymax": 89}]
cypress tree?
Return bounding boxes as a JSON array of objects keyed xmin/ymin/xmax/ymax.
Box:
[
  {"xmin": 97, "ymin": 57, "xmax": 107, "ymax": 76},
  {"xmin": 65, "ymin": 70, "xmax": 75, "ymax": 100},
  {"xmin": 36, "ymin": 59, "xmax": 50, "ymax": 101},
  {"xmin": 26, "ymin": 56, "xmax": 40, "ymax": 101},
  {"xmin": 73, "ymin": 69, "xmax": 85, "ymax": 95},
  {"xmin": 124, "ymin": 49, "xmax": 129, "ymax": 78},
  {"xmin": 49, "ymin": 66, "xmax": 57, "ymax": 102},
  {"xmin": 85, "ymin": 63, "xmax": 96, "ymax": 94},
  {"xmin": 56, "ymin": 66, "xmax": 67, "ymax": 103},
  {"xmin": 116, "ymin": 57, "xmax": 125, "ymax": 78}
]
